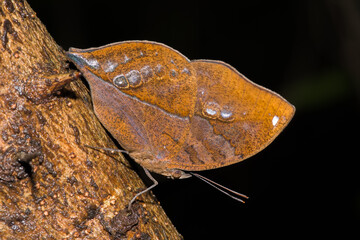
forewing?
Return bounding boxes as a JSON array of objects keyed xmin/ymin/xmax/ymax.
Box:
[{"xmin": 67, "ymin": 41, "xmax": 197, "ymax": 167}]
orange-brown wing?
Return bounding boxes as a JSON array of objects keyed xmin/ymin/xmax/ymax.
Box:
[
  {"xmin": 67, "ymin": 41, "xmax": 197, "ymax": 173},
  {"xmin": 170, "ymin": 60, "xmax": 295, "ymax": 171}
]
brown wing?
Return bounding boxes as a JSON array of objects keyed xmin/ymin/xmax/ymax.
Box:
[
  {"xmin": 73, "ymin": 41, "xmax": 196, "ymax": 117},
  {"xmin": 67, "ymin": 41, "xmax": 197, "ymax": 173},
  {"xmin": 169, "ymin": 60, "xmax": 295, "ymax": 171}
]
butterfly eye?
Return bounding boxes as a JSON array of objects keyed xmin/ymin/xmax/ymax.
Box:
[{"xmin": 172, "ymin": 170, "xmax": 182, "ymax": 179}]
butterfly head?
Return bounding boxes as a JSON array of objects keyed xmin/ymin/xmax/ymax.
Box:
[{"xmin": 167, "ymin": 169, "xmax": 192, "ymax": 179}]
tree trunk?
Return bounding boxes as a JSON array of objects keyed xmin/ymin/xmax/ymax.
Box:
[{"xmin": 0, "ymin": 1, "xmax": 182, "ymax": 239}]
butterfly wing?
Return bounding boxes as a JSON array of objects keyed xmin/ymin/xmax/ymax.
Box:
[
  {"xmin": 68, "ymin": 42, "xmax": 295, "ymax": 176},
  {"xmin": 67, "ymin": 41, "xmax": 197, "ymax": 174},
  {"xmin": 170, "ymin": 60, "xmax": 295, "ymax": 171}
]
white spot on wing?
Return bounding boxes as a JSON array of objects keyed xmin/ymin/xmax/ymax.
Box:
[
  {"xmin": 181, "ymin": 67, "xmax": 191, "ymax": 76},
  {"xmin": 104, "ymin": 61, "xmax": 118, "ymax": 73},
  {"xmin": 220, "ymin": 109, "xmax": 233, "ymax": 119},
  {"xmin": 87, "ymin": 59, "xmax": 99, "ymax": 69},
  {"xmin": 75, "ymin": 55, "xmax": 99, "ymax": 69},
  {"xmin": 206, "ymin": 108, "xmax": 217, "ymax": 116},
  {"xmin": 272, "ymin": 115, "xmax": 279, "ymax": 126},
  {"xmin": 122, "ymin": 55, "xmax": 131, "ymax": 64}
]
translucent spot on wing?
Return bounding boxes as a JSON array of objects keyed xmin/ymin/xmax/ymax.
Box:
[
  {"xmin": 170, "ymin": 69, "xmax": 177, "ymax": 78},
  {"xmin": 220, "ymin": 109, "xmax": 233, "ymax": 119},
  {"xmin": 206, "ymin": 108, "xmax": 217, "ymax": 116},
  {"xmin": 181, "ymin": 67, "xmax": 191, "ymax": 76},
  {"xmin": 104, "ymin": 60, "xmax": 118, "ymax": 73},
  {"xmin": 126, "ymin": 70, "xmax": 142, "ymax": 87},
  {"xmin": 75, "ymin": 54, "xmax": 99, "ymax": 69},
  {"xmin": 140, "ymin": 65, "xmax": 153, "ymax": 83},
  {"xmin": 113, "ymin": 75, "xmax": 128, "ymax": 88},
  {"xmin": 203, "ymin": 101, "xmax": 220, "ymax": 119},
  {"xmin": 155, "ymin": 64, "xmax": 165, "ymax": 77},
  {"xmin": 122, "ymin": 54, "xmax": 131, "ymax": 64}
]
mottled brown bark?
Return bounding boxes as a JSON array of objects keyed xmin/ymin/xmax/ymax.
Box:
[{"xmin": 0, "ymin": 1, "xmax": 182, "ymax": 239}]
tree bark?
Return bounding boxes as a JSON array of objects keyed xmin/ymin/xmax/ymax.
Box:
[{"xmin": 0, "ymin": 1, "xmax": 182, "ymax": 239}]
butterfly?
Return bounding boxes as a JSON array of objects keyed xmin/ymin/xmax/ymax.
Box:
[{"xmin": 67, "ymin": 41, "xmax": 295, "ymax": 207}]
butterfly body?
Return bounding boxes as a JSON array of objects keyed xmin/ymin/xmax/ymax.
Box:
[{"xmin": 67, "ymin": 41, "xmax": 295, "ymax": 179}]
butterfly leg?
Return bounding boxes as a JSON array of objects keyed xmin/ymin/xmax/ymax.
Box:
[
  {"xmin": 84, "ymin": 144, "xmax": 129, "ymax": 155},
  {"xmin": 128, "ymin": 167, "xmax": 158, "ymax": 211},
  {"xmin": 85, "ymin": 145, "xmax": 158, "ymax": 210}
]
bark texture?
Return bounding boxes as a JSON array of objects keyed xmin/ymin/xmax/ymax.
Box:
[{"xmin": 0, "ymin": 1, "xmax": 182, "ymax": 239}]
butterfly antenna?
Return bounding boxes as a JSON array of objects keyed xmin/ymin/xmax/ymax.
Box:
[{"xmin": 190, "ymin": 172, "xmax": 249, "ymax": 203}]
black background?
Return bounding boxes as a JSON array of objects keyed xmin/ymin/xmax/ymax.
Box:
[{"xmin": 28, "ymin": 0, "xmax": 359, "ymax": 238}]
